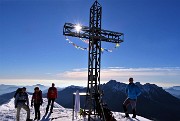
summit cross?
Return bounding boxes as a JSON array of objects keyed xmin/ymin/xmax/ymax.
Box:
[{"xmin": 63, "ymin": 1, "xmax": 124, "ymax": 120}]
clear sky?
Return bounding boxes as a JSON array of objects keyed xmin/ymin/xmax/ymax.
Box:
[{"xmin": 0, "ymin": 0, "xmax": 180, "ymax": 87}]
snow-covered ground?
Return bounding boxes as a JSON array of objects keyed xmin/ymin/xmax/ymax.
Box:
[{"xmin": 0, "ymin": 96, "xmax": 151, "ymax": 121}]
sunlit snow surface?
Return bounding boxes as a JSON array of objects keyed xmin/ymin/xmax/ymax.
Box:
[{"xmin": 0, "ymin": 96, "xmax": 151, "ymax": 121}]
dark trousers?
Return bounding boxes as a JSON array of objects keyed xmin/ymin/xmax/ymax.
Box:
[
  {"xmin": 123, "ymin": 98, "xmax": 137, "ymax": 116},
  {"xmin": 34, "ymin": 103, "xmax": 40, "ymax": 119},
  {"xmin": 46, "ymin": 98, "xmax": 55, "ymax": 113}
]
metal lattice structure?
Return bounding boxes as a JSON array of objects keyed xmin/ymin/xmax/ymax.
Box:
[{"xmin": 63, "ymin": 1, "xmax": 124, "ymax": 120}]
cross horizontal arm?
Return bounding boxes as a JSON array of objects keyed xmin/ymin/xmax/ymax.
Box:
[
  {"xmin": 63, "ymin": 23, "xmax": 124, "ymax": 43},
  {"xmin": 63, "ymin": 23, "xmax": 90, "ymax": 39},
  {"xmin": 100, "ymin": 29, "xmax": 124, "ymax": 43}
]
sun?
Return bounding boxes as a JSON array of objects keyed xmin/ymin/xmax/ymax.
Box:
[{"xmin": 74, "ymin": 24, "xmax": 82, "ymax": 32}]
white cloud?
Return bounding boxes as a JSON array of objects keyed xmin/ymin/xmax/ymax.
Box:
[{"xmin": 56, "ymin": 67, "xmax": 180, "ymax": 87}]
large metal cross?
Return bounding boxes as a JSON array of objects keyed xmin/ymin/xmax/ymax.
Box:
[{"xmin": 63, "ymin": 1, "xmax": 124, "ymax": 120}]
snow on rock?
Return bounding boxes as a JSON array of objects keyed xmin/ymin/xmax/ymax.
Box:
[{"xmin": 0, "ymin": 96, "xmax": 151, "ymax": 121}]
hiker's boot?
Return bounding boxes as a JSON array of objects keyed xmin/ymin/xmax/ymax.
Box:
[
  {"xmin": 26, "ymin": 119, "xmax": 32, "ymax": 121},
  {"xmin": 125, "ymin": 113, "xmax": 129, "ymax": 117},
  {"xmin": 132, "ymin": 109, "xmax": 136, "ymax": 118},
  {"xmin": 132, "ymin": 115, "xmax": 136, "ymax": 118},
  {"xmin": 34, "ymin": 117, "xmax": 37, "ymax": 120},
  {"xmin": 38, "ymin": 117, "xmax": 40, "ymax": 120}
]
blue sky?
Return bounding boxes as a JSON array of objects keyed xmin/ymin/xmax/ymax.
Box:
[{"xmin": 0, "ymin": 0, "xmax": 180, "ymax": 87}]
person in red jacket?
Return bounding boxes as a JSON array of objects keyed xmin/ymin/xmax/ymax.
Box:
[
  {"xmin": 31, "ymin": 87, "xmax": 43, "ymax": 120},
  {"xmin": 45, "ymin": 83, "xmax": 58, "ymax": 114}
]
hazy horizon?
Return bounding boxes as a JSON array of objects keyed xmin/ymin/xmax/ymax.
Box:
[{"xmin": 0, "ymin": 77, "xmax": 179, "ymax": 88}]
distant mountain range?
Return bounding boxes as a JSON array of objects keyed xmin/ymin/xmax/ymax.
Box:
[
  {"xmin": 0, "ymin": 84, "xmax": 48, "ymax": 95},
  {"xmin": 165, "ymin": 86, "xmax": 180, "ymax": 99},
  {"xmin": 0, "ymin": 84, "xmax": 19, "ymax": 95},
  {"xmin": 1, "ymin": 81, "xmax": 180, "ymax": 121},
  {"xmin": 0, "ymin": 84, "xmax": 63, "ymax": 96},
  {"xmin": 171, "ymin": 86, "xmax": 180, "ymax": 90},
  {"xmin": 0, "ymin": 91, "xmax": 16, "ymax": 105}
]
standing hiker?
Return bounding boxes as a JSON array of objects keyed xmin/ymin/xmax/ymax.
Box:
[
  {"xmin": 14, "ymin": 87, "xmax": 31, "ymax": 121},
  {"xmin": 45, "ymin": 83, "xmax": 58, "ymax": 114},
  {"xmin": 31, "ymin": 87, "xmax": 43, "ymax": 120},
  {"xmin": 123, "ymin": 78, "xmax": 141, "ymax": 118}
]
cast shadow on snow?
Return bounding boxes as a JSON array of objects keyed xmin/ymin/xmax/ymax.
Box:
[
  {"xmin": 40, "ymin": 113, "xmax": 67, "ymax": 121},
  {"xmin": 128, "ymin": 117, "xmax": 140, "ymax": 121},
  {"xmin": 41, "ymin": 113, "xmax": 51, "ymax": 121},
  {"xmin": 118, "ymin": 114, "xmax": 140, "ymax": 121}
]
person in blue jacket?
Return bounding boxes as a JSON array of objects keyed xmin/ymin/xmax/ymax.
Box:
[{"xmin": 123, "ymin": 77, "xmax": 141, "ymax": 118}]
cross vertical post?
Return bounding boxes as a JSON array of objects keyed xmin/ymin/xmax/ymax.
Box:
[{"xmin": 86, "ymin": 1, "xmax": 103, "ymax": 120}]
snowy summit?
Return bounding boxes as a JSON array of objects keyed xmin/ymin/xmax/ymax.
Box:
[{"xmin": 0, "ymin": 96, "xmax": 151, "ymax": 121}]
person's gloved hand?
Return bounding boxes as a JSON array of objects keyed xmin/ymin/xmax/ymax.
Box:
[{"xmin": 15, "ymin": 105, "xmax": 17, "ymax": 108}]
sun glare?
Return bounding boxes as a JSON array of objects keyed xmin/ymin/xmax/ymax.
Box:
[{"xmin": 75, "ymin": 24, "xmax": 82, "ymax": 32}]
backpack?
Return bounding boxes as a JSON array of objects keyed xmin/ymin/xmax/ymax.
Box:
[
  {"xmin": 14, "ymin": 88, "xmax": 22, "ymax": 98},
  {"xmin": 17, "ymin": 92, "xmax": 28, "ymax": 102},
  {"xmin": 103, "ymin": 106, "xmax": 117, "ymax": 121}
]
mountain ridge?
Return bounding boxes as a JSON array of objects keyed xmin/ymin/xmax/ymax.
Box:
[{"xmin": 165, "ymin": 86, "xmax": 180, "ymax": 99}]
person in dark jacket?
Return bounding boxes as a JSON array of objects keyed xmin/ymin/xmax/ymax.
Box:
[
  {"xmin": 31, "ymin": 87, "xmax": 43, "ymax": 120},
  {"xmin": 123, "ymin": 78, "xmax": 141, "ymax": 118},
  {"xmin": 45, "ymin": 83, "xmax": 58, "ymax": 114},
  {"xmin": 15, "ymin": 87, "xmax": 31, "ymax": 121}
]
